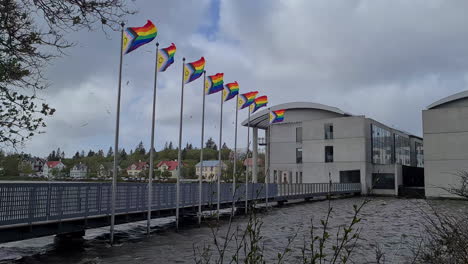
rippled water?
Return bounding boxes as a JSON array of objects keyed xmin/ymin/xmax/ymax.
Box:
[{"xmin": 1, "ymin": 197, "xmax": 467, "ymax": 264}]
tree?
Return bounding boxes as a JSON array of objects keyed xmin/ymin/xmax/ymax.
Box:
[
  {"xmin": 168, "ymin": 141, "xmax": 174, "ymax": 150},
  {"xmin": 73, "ymin": 151, "xmax": 80, "ymax": 159},
  {"xmin": 221, "ymin": 142, "xmax": 231, "ymax": 160},
  {"xmin": 205, "ymin": 137, "xmax": 217, "ymax": 150},
  {"xmin": 120, "ymin": 148, "xmax": 127, "ymax": 160},
  {"xmin": 97, "ymin": 149, "xmax": 104, "ymax": 157},
  {"xmin": 80, "ymin": 150, "xmax": 85, "ymax": 158},
  {"xmin": 47, "ymin": 150, "xmax": 57, "ymax": 161},
  {"xmin": 135, "ymin": 141, "xmax": 146, "ymax": 155},
  {"xmin": 0, "ymin": 0, "xmax": 133, "ymax": 147},
  {"xmin": 87, "ymin": 150, "xmax": 95, "ymax": 157},
  {"xmin": 106, "ymin": 147, "xmax": 113, "ymax": 158}
]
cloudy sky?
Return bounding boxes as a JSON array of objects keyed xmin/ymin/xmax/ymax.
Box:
[{"xmin": 18, "ymin": 0, "xmax": 468, "ymax": 157}]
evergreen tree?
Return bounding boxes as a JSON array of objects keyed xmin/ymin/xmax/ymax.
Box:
[
  {"xmin": 106, "ymin": 147, "xmax": 113, "ymax": 158},
  {"xmin": 80, "ymin": 150, "xmax": 85, "ymax": 158},
  {"xmin": 61, "ymin": 151, "xmax": 65, "ymax": 159},
  {"xmin": 73, "ymin": 152, "xmax": 80, "ymax": 159},
  {"xmin": 120, "ymin": 148, "xmax": 128, "ymax": 160},
  {"xmin": 205, "ymin": 137, "xmax": 217, "ymax": 150},
  {"xmin": 164, "ymin": 142, "xmax": 169, "ymax": 150},
  {"xmin": 135, "ymin": 141, "xmax": 146, "ymax": 155},
  {"xmin": 168, "ymin": 141, "xmax": 174, "ymax": 150},
  {"xmin": 87, "ymin": 150, "xmax": 95, "ymax": 157}
]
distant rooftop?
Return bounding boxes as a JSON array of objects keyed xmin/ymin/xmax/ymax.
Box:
[{"xmin": 195, "ymin": 160, "xmax": 226, "ymax": 167}]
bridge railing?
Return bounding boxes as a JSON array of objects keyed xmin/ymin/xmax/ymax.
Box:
[{"xmin": 0, "ymin": 182, "xmax": 360, "ymax": 227}]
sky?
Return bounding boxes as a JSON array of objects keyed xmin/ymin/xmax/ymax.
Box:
[{"xmin": 15, "ymin": 0, "xmax": 468, "ymax": 157}]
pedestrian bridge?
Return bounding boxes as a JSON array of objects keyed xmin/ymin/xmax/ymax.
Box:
[{"xmin": 0, "ymin": 182, "xmax": 361, "ymax": 243}]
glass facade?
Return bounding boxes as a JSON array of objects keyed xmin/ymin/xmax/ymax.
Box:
[
  {"xmin": 394, "ymin": 134, "xmax": 410, "ymax": 166},
  {"xmin": 371, "ymin": 124, "xmax": 393, "ymax": 165},
  {"xmin": 415, "ymin": 142, "xmax": 424, "ymax": 168}
]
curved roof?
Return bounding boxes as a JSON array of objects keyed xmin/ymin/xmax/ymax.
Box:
[
  {"xmin": 427, "ymin": 90, "xmax": 468, "ymax": 109},
  {"xmin": 241, "ymin": 102, "xmax": 351, "ymax": 129}
]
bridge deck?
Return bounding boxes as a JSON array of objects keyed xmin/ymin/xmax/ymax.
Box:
[{"xmin": 0, "ymin": 182, "xmax": 360, "ymax": 243}]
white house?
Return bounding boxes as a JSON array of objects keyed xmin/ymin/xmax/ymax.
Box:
[
  {"xmin": 42, "ymin": 160, "xmax": 66, "ymax": 179},
  {"xmin": 70, "ymin": 163, "xmax": 88, "ymax": 179}
]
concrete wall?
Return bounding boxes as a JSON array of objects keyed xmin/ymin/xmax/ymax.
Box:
[{"xmin": 423, "ymin": 103, "xmax": 468, "ymax": 198}]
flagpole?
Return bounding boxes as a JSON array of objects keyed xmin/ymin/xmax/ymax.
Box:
[
  {"xmin": 232, "ymin": 94, "xmax": 239, "ymax": 208},
  {"xmin": 110, "ymin": 22, "xmax": 124, "ymax": 245},
  {"xmin": 245, "ymin": 109, "xmax": 250, "ymax": 214},
  {"xmin": 266, "ymin": 108, "xmax": 271, "ymax": 208},
  {"xmin": 176, "ymin": 58, "xmax": 186, "ymax": 231},
  {"xmin": 198, "ymin": 71, "xmax": 206, "ymax": 226},
  {"xmin": 217, "ymin": 89, "xmax": 223, "ymax": 220},
  {"xmin": 146, "ymin": 42, "xmax": 159, "ymax": 236}
]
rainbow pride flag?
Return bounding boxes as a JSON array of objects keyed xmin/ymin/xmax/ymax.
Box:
[
  {"xmin": 184, "ymin": 57, "xmax": 205, "ymax": 84},
  {"xmin": 269, "ymin": 109, "xmax": 285, "ymax": 124},
  {"xmin": 123, "ymin": 20, "xmax": 157, "ymax": 54},
  {"xmin": 205, "ymin": 73, "xmax": 224, "ymax": 94},
  {"xmin": 157, "ymin": 43, "xmax": 176, "ymax": 72},
  {"xmin": 250, "ymin": 95, "xmax": 268, "ymax": 113},
  {"xmin": 238, "ymin": 91, "xmax": 258, "ymax": 109},
  {"xmin": 223, "ymin": 81, "xmax": 239, "ymax": 102}
]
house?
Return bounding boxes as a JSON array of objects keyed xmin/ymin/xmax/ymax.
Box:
[
  {"xmin": 19, "ymin": 157, "xmax": 45, "ymax": 176},
  {"xmin": 156, "ymin": 160, "xmax": 181, "ymax": 179},
  {"xmin": 195, "ymin": 160, "xmax": 228, "ymax": 182},
  {"xmin": 126, "ymin": 161, "xmax": 149, "ymax": 176},
  {"xmin": 42, "ymin": 160, "xmax": 66, "ymax": 179},
  {"xmin": 70, "ymin": 163, "xmax": 87, "ymax": 179},
  {"xmin": 98, "ymin": 162, "xmax": 120, "ymax": 179}
]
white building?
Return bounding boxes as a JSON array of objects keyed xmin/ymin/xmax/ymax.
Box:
[
  {"xmin": 423, "ymin": 90, "xmax": 468, "ymax": 198},
  {"xmin": 195, "ymin": 160, "xmax": 227, "ymax": 182},
  {"xmin": 70, "ymin": 163, "xmax": 88, "ymax": 179},
  {"xmin": 242, "ymin": 102, "xmax": 424, "ymax": 196},
  {"xmin": 42, "ymin": 161, "xmax": 66, "ymax": 179}
]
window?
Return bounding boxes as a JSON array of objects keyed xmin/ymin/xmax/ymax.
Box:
[
  {"xmin": 395, "ymin": 134, "xmax": 410, "ymax": 166},
  {"xmin": 371, "ymin": 124, "xmax": 393, "ymax": 165},
  {"xmin": 296, "ymin": 148, "xmax": 303, "ymax": 164},
  {"xmin": 325, "ymin": 123, "xmax": 334, "ymax": 139},
  {"xmin": 295, "ymin": 171, "xmax": 298, "ymax": 183},
  {"xmin": 340, "ymin": 170, "xmax": 360, "ymax": 183},
  {"xmin": 325, "ymin": 146, "xmax": 333, "ymax": 163},
  {"xmin": 296, "ymin": 127, "xmax": 302, "ymax": 143},
  {"xmin": 372, "ymin": 173, "xmax": 395, "ymax": 189},
  {"xmin": 299, "ymin": 172, "xmax": 303, "ymax": 183},
  {"xmin": 273, "ymin": 170, "xmax": 277, "ymax": 183}
]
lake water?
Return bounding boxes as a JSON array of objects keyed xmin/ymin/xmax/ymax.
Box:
[{"xmin": 0, "ymin": 197, "xmax": 467, "ymax": 263}]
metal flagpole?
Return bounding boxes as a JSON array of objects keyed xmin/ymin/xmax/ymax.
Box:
[
  {"xmin": 147, "ymin": 42, "xmax": 160, "ymax": 236},
  {"xmin": 110, "ymin": 22, "xmax": 125, "ymax": 245},
  {"xmin": 176, "ymin": 58, "xmax": 186, "ymax": 231},
  {"xmin": 198, "ymin": 71, "xmax": 206, "ymax": 226},
  {"xmin": 245, "ymin": 109, "xmax": 251, "ymax": 214},
  {"xmin": 232, "ymin": 94, "xmax": 239, "ymax": 207},
  {"xmin": 266, "ymin": 108, "xmax": 271, "ymax": 208},
  {"xmin": 217, "ymin": 89, "xmax": 223, "ymax": 219}
]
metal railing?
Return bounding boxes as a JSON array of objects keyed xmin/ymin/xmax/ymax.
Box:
[{"xmin": 0, "ymin": 182, "xmax": 360, "ymax": 227}]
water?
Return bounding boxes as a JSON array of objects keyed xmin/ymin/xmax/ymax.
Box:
[{"xmin": 0, "ymin": 197, "xmax": 467, "ymax": 263}]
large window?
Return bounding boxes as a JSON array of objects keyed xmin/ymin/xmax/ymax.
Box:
[
  {"xmin": 415, "ymin": 142, "xmax": 424, "ymax": 168},
  {"xmin": 296, "ymin": 127, "xmax": 303, "ymax": 143},
  {"xmin": 372, "ymin": 173, "xmax": 395, "ymax": 189},
  {"xmin": 325, "ymin": 146, "xmax": 333, "ymax": 163},
  {"xmin": 371, "ymin": 125, "xmax": 393, "ymax": 165},
  {"xmin": 296, "ymin": 148, "xmax": 303, "ymax": 163},
  {"xmin": 325, "ymin": 123, "xmax": 334, "ymax": 139},
  {"xmin": 340, "ymin": 170, "xmax": 360, "ymax": 183},
  {"xmin": 395, "ymin": 134, "xmax": 410, "ymax": 166}
]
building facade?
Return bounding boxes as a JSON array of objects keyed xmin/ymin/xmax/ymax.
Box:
[
  {"xmin": 195, "ymin": 160, "xmax": 227, "ymax": 182},
  {"xmin": 243, "ymin": 102, "xmax": 423, "ymax": 195},
  {"xmin": 70, "ymin": 163, "xmax": 88, "ymax": 179},
  {"xmin": 423, "ymin": 90, "xmax": 468, "ymax": 198},
  {"xmin": 126, "ymin": 161, "xmax": 149, "ymax": 176},
  {"xmin": 42, "ymin": 161, "xmax": 66, "ymax": 179},
  {"xmin": 157, "ymin": 160, "xmax": 183, "ymax": 179}
]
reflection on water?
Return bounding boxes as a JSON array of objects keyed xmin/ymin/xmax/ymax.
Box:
[{"xmin": 0, "ymin": 197, "xmax": 467, "ymax": 263}]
